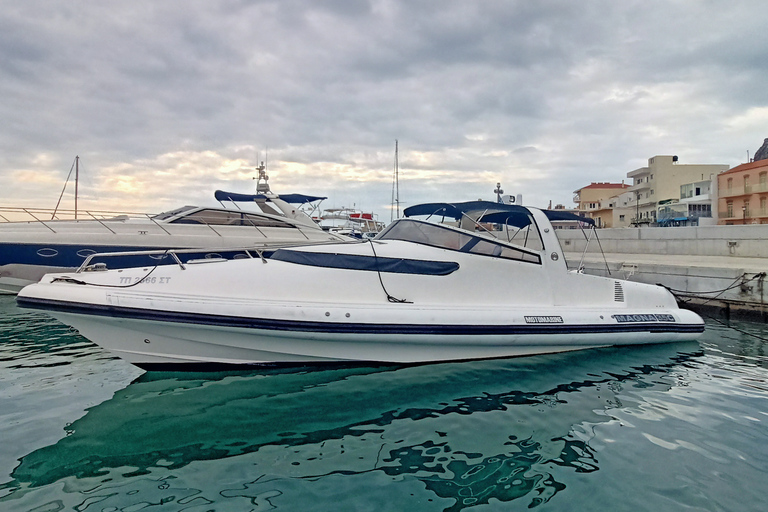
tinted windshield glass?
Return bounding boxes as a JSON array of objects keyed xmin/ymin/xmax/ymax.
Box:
[
  {"xmin": 152, "ymin": 206, "xmax": 196, "ymax": 221},
  {"xmin": 378, "ymin": 219, "xmax": 541, "ymax": 264},
  {"xmin": 169, "ymin": 209, "xmax": 295, "ymax": 228}
]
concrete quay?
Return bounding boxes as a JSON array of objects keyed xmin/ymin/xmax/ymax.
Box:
[{"xmin": 557, "ymin": 225, "xmax": 768, "ymax": 319}]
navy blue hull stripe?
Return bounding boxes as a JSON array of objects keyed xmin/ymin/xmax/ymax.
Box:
[{"xmin": 18, "ymin": 296, "xmax": 705, "ymax": 336}]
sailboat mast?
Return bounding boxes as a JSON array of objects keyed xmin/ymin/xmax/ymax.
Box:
[
  {"xmin": 391, "ymin": 140, "xmax": 400, "ymax": 222},
  {"xmin": 74, "ymin": 155, "xmax": 79, "ymax": 220}
]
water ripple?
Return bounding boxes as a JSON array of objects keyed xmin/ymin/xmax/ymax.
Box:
[{"xmin": 1, "ymin": 296, "xmax": 767, "ymax": 511}]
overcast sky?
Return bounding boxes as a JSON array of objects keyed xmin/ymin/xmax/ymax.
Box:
[{"xmin": 2, "ymin": 0, "xmax": 767, "ymax": 221}]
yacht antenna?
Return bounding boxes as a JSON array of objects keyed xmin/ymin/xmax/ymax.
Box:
[
  {"xmin": 255, "ymin": 162, "xmax": 269, "ymax": 194},
  {"xmin": 391, "ymin": 140, "xmax": 400, "ymax": 222}
]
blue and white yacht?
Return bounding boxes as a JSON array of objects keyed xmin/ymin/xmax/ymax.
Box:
[{"xmin": 1, "ymin": 176, "xmax": 343, "ymax": 294}]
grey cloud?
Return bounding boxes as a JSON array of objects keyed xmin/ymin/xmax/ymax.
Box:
[{"xmin": 2, "ymin": 0, "xmax": 767, "ymax": 216}]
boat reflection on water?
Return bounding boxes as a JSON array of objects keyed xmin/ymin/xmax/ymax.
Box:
[{"xmin": 2, "ymin": 341, "xmax": 703, "ymax": 511}]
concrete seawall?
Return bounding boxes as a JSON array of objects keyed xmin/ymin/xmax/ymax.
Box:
[
  {"xmin": 557, "ymin": 224, "xmax": 768, "ymax": 258},
  {"xmin": 557, "ymin": 225, "xmax": 768, "ymax": 319}
]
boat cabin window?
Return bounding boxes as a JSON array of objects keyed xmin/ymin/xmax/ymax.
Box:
[
  {"xmin": 377, "ymin": 219, "xmax": 541, "ymax": 264},
  {"xmin": 169, "ymin": 209, "xmax": 295, "ymax": 228},
  {"xmin": 152, "ymin": 206, "xmax": 197, "ymax": 221}
]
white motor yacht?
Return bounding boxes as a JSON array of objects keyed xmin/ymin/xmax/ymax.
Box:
[
  {"xmin": 16, "ymin": 201, "xmax": 704, "ymax": 370},
  {"xmin": 0, "ymin": 188, "xmax": 343, "ymax": 294}
]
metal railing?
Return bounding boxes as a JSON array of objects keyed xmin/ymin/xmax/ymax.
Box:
[
  {"xmin": 72, "ymin": 239, "xmax": 359, "ymax": 274},
  {"xmin": 0, "ymin": 206, "xmax": 316, "ymax": 239},
  {"xmin": 0, "ymin": 206, "xmax": 148, "ymax": 222}
]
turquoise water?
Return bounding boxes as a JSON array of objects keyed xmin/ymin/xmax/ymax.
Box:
[{"xmin": 1, "ymin": 295, "xmax": 767, "ymax": 512}]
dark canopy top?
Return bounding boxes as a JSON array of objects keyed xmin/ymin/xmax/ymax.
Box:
[
  {"xmin": 214, "ymin": 191, "xmax": 327, "ymax": 204},
  {"xmin": 403, "ymin": 201, "xmax": 594, "ymax": 227}
]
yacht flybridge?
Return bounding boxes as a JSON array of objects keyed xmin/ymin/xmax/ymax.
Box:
[{"xmin": 17, "ymin": 201, "xmax": 704, "ymax": 370}]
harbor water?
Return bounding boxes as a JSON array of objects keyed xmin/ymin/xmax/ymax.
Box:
[{"xmin": 1, "ymin": 294, "xmax": 767, "ymax": 511}]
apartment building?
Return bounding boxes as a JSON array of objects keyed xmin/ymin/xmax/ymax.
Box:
[
  {"xmin": 572, "ymin": 182, "xmax": 630, "ymax": 228},
  {"xmin": 717, "ymin": 159, "xmax": 768, "ymax": 225},
  {"xmin": 627, "ymin": 156, "xmax": 728, "ymax": 225}
]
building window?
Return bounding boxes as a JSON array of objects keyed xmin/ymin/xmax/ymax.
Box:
[
  {"xmin": 650, "ymin": 174, "xmax": 654, "ymax": 180},
  {"xmin": 760, "ymin": 172, "xmax": 767, "ymax": 187},
  {"xmin": 744, "ymin": 201, "xmax": 751, "ymax": 218},
  {"xmin": 745, "ymin": 175, "xmax": 751, "ymax": 193},
  {"xmin": 650, "ymin": 189, "xmax": 654, "ymax": 195},
  {"xmin": 619, "ymin": 214, "xmax": 625, "ymax": 221},
  {"xmin": 761, "ymin": 197, "xmax": 767, "ymax": 215},
  {"xmin": 727, "ymin": 201, "xmax": 733, "ymax": 217},
  {"xmin": 727, "ymin": 178, "xmax": 733, "ymax": 191}
]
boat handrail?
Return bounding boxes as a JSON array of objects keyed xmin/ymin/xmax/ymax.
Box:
[
  {"xmin": 141, "ymin": 213, "xmax": 173, "ymax": 235},
  {"xmin": 0, "ymin": 206, "xmax": 151, "ymax": 220},
  {"xmin": 0, "ymin": 206, "xmax": 320, "ymax": 238},
  {"xmin": 84, "ymin": 210, "xmax": 119, "ymax": 235},
  {"xmin": 0, "ymin": 206, "xmax": 152, "ymax": 234},
  {"xmin": 74, "ymin": 239, "xmax": 361, "ymax": 273}
]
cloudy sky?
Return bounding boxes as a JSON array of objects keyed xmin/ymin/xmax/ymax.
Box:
[{"xmin": 2, "ymin": 0, "xmax": 767, "ymax": 221}]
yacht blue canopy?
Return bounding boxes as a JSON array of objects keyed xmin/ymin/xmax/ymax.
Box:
[
  {"xmin": 403, "ymin": 201, "xmax": 595, "ymax": 227},
  {"xmin": 214, "ymin": 191, "xmax": 327, "ymax": 204}
]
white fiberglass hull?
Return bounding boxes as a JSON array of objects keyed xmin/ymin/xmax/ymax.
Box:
[
  {"xmin": 21, "ymin": 284, "xmax": 704, "ymax": 369},
  {"xmin": 17, "ymin": 208, "xmax": 705, "ymax": 370}
]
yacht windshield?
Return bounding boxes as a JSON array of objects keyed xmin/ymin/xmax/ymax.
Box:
[
  {"xmin": 168, "ymin": 209, "xmax": 296, "ymax": 228},
  {"xmin": 152, "ymin": 206, "xmax": 197, "ymax": 221},
  {"xmin": 377, "ymin": 219, "xmax": 541, "ymax": 264}
]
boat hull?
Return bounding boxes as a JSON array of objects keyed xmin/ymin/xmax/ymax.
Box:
[
  {"xmin": 15, "ymin": 208, "xmax": 706, "ymax": 370},
  {"xmin": 20, "ymin": 295, "xmax": 704, "ymax": 369}
]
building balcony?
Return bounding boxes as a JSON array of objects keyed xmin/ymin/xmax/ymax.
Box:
[
  {"xmin": 628, "ymin": 182, "xmax": 650, "ymax": 193},
  {"xmin": 718, "ymin": 209, "xmax": 767, "ymax": 220},
  {"xmin": 630, "ymin": 216, "xmax": 652, "ymax": 226},
  {"xmin": 720, "ymin": 182, "xmax": 768, "ymax": 198}
]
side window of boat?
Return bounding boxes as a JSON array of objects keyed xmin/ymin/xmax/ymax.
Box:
[
  {"xmin": 170, "ymin": 210, "xmax": 241, "ymax": 225},
  {"xmin": 464, "ymin": 238, "xmax": 541, "ymax": 264},
  {"xmin": 169, "ymin": 210, "xmax": 294, "ymax": 228},
  {"xmin": 240, "ymin": 213, "xmax": 294, "ymax": 228}
]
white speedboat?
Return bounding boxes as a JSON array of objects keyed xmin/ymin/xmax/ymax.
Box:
[
  {"xmin": 0, "ymin": 188, "xmax": 343, "ymax": 294},
  {"xmin": 16, "ymin": 201, "xmax": 704, "ymax": 370}
]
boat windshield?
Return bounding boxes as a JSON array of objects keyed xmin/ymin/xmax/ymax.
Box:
[
  {"xmin": 168, "ymin": 209, "xmax": 297, "ymax": 228},
  {"xmin": 152, "ymin": 206, "xmax": 197, "ymax": 221},
  {"xmin": 376, "ymin": 219, "xmax": 541, "ymax": 264}
]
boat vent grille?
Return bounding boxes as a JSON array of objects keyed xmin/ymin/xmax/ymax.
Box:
[{"xmin": 614, "ymin": 281, "xmax": 625, "ymax": 302}]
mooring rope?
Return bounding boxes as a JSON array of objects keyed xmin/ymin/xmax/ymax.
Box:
[
  {"xmin": 660, "ymin": 273, "xmax": 768, "ymax": 343},
  {"xmin": 368, "ymin": 240, "xmax": 411, "ymax": 303}
]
